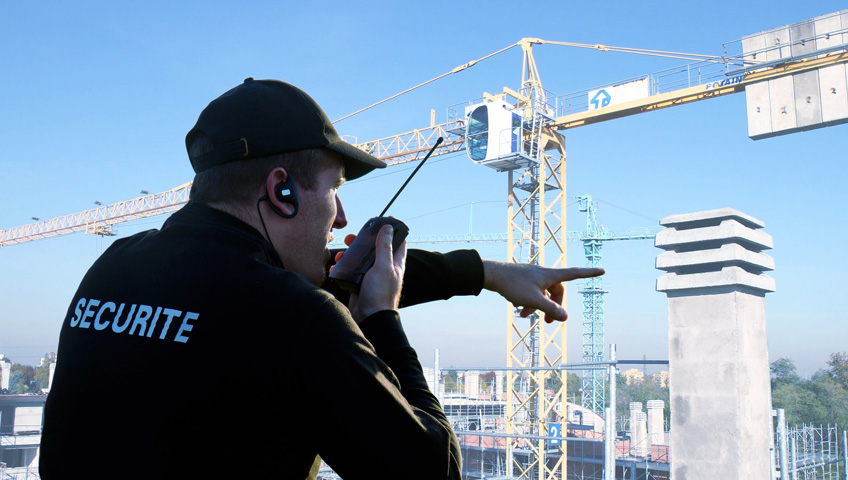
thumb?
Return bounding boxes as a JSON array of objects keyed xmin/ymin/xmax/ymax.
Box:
[
  {"xmin": 519, "ymin": 295, "xmax": 567, "ymax": 322},
  {"xmin": 375, "ymin": 225, "xmax": 394, "ymax": 266}
]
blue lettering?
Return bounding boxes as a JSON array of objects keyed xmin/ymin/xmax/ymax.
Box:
[
  {"xmin": 79, "ymin": 299, "xmax": 100, "ymax": 329},
  {"xmin": 94, "ymin": 302, "xmax": 116, "ymax": 330},
  {"xmin": 69, "ymin": 298, "xmax": 86, "ymax": 327},
  {"xmin": 112, "ymin": 304, "xmax": 135, "ymax": 333},
  {"xmin": 145, "ymin": 307, "xmax": 163, "ymax": 338},
  {"xmin": 158, "ymin": 309, "xmax": 182, "ymax": 340},
  {"xmin": 66, "ymin": 298, "xmax": 198, "ymax": 343},
  {"xmin": 129, "ymin": 305, "xmax": 153, "ymax": 336},
  {"xmin": 705, "ymin": 75, "xmax": 742, "ymax": 91},
  {"xmin": 174, "ymin": 312, "xmax": 199, "ymax": 343}
]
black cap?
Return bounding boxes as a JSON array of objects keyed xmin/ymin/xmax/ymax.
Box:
[{"xmin": 186, "ymin": 78, "xmax": 385, "ymax": 179}]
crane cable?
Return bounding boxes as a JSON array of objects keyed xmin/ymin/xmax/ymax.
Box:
[
  {"xmin": 333, "ymin": 38, "xmax": 741, "ymax": 124},
  {"xmin": 332, "ymin": 42, "xmax": 521, "ymax": 124},
  {"xmin": 536, "ymin": 39, "xmax": 736, "ymax": 65}
]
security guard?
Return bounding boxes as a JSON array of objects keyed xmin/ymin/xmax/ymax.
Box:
[{"xmin": 40, "ymin": 78, "xmax": 603, "ymax": 479}]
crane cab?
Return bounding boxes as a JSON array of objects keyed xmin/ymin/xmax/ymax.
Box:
[{"xmin": 465, "ymin": 100, "xmax": 536, "ymax": 171}]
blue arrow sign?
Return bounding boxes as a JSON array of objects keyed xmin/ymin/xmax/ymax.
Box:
[{"xmin": 591, "ymin": 89, "xmax": 612, "ymax": 109}]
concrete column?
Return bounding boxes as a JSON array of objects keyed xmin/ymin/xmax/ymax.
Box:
[
  {"xmin": 496, "ymin": 372, "xmax": 504, "ymax": 400},
  {"xmin": 647, "ymin": 400, "xmax": 665, "ymax": 445},
  {"xmin": 48, "ymin": 362, "xmax": 56, "ymax": 391},
  {"xmin": 656, "ymin": 208, "xmax": 775, "ymax": 480},
  {"xmin": 629, "ymin": 403, "xmax": 644, "ymax": 456},
  {"xmin": 465, "ymin": 371, "xmax": 480, "ymax": 398},
  {"xmin": 0, "ymin": 358, "xmax": 10, "ymax": 391},
  {"xmin": 629, "ymin": 402, "xmax": 642, "ymax": 433},
  {"xmin": 633, "ymin": 412, "xmax": 648, "ymax": 457}
]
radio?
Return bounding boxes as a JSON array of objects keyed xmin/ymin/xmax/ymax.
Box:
[{"xmin": 329, "ymin": 137, "xmax": 443, "ymax": 291}]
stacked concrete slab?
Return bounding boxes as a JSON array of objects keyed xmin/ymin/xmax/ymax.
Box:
[
  {"xmin": 629, "ymin": 402, "xmax": 649, "ymax": 457},
  {"xmin": 647, "ymin": 400, "xmax": 665, "ymax": 445},
  {"xmin": 744, "ymin": 9, "xmax": 848, "ymax": 139},
  {"xmin": 656, "ymin": 208, "xmax": 775, "ymax": 480}
]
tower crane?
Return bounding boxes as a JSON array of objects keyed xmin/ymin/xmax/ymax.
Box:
[
  {"xmin": 3, "ymin": 12, "xmax": 848, "ymax": 480},
  {"xmin": 575, "ymin": 195, "xmax": 659, "ymax": 416}
]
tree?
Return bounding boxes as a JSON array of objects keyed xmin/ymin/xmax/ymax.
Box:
[
  {"xmin": 810, "ymin": 370, "xmax": 848, "ymax": 427},
  {"xmin": 826, "ymin": 351, "xmax": 848, "ymax": 390},
  {"xmin": 441, "ymin": 370, "xmax": 459, "ymax": 393},
  {"xmin": 9, "ymin": 370, "xmax": 26, "ymax": 394},
  {"xmin": 770, "ymin": 357, "xmax": 800, "ymax": 387},
  {"xmin": 772, "ymin": 380, "xmax": 822, "ymax": 425},
  {"xmin": 9, "ymin": 364, "xmax": 36, "ymax": 394},
  {"xmin": 770, "ymin": 354, "xmax": 848, "ymax": 428},
  {"xmin": 33, "ymin": 352, "xmax": 57, "ymax": 392},
  {"xmin": 542, "ymin": 371, "xmax": 580, "ymax": 398},
  {"xmin": 614, "ymin": 372, "xmax": 670, "ymax": 427}
]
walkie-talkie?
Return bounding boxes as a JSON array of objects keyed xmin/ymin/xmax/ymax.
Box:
[{"xmin": 329, "ymin": 137, "xmax": 444, "ymax": 291}]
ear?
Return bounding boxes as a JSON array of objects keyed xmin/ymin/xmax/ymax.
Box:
[{"xmin": 265, "ymin": 167, "xmax": 298, "ymax": 218}]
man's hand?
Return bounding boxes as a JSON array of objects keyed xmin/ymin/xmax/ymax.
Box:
[
  {"xmin": 348, "ymin": 225, "xmax": 407, "ymax": 323},
  {"xmin": 483, "ymin": 260, "xmax": 604, "ymax": 323}
]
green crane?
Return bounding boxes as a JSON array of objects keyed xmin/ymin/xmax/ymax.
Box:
[{"xmin": 576, "ymin": 194, "xmax": 658, "ymax": 415}]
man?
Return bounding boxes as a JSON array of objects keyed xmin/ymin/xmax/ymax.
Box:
[{"xmin": 40, "ymin": 78, "xmax": 603, "ymax": 479}]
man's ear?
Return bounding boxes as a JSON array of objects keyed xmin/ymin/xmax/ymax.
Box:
[{"xmin": 265, "ymin": 167, "xmax": 299, "ymax": 219}]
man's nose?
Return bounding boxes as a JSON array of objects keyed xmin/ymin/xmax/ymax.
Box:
[{"xmin": 333, "ymin": 195, "xmax": 347, "ymax": 229}]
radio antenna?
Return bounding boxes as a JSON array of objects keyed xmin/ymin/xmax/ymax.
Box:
[{"xmin": 379, "ymin": 137, "xmax": 443, "ymax": 217}]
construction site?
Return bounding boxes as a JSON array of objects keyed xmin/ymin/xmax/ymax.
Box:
[{"xmin": 2, "ymin": 5, "xmax": 848, "ymax": 480}]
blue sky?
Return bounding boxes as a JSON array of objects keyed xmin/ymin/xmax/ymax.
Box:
[{"xmin": 1, "ymin": 1, "xmax": 846, "ymax": 377}]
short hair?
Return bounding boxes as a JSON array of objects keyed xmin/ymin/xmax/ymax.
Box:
[{"xmin": 188, "ymin": 133, "xmax": 323, "ymax": 207}]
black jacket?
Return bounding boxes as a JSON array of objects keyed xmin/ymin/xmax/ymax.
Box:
[{"xmin": 40, "ymin": 202, "xmax": 483, "ymax": 479}]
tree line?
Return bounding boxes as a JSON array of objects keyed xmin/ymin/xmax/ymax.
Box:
[
  {"xmin": 770, "ymin": 352, "xmax": 848, "ymax": 428},
  {"xmin": 2, "ymin": 353, "xmax": 55, "ymax": 394}
]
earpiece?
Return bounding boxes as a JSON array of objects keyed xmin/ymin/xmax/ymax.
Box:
[{"xmin": 267, "ymin": 175, "xmax": 299, "ymax": 219}]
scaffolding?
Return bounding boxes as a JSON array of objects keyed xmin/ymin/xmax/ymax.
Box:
[
  {"xmin": 773, "ymin": 418, "xmax": 847, "ymax": 480},
  {"xmin": 426, "ymin": 350, "xmax": 670, "ymax": 480}
]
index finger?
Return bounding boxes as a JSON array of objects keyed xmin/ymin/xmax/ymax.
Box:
[{"xmin": 556, "ymin": 267, "xmax": 605, "ymax": 281}]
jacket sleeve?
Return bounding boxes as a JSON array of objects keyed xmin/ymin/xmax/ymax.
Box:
[
  {"xmin": 295, "ymin": 304, "xmax": 461, "ymax": 480},
  {"xmin": 323, "ymin": 248, "xmax": 484, "ymax": 308}
]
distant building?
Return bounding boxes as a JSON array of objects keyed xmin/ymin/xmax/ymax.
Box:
[
  {"xmin": 652, "ymin": 371, "xmax": 670, "ymax": 388},
  {"xmin": 0, "ymin": 394, "xmax": 45, "ymax": 477},
  {"xmin": 0, "ymin": 355, "xmax": 11, "ymax": 392},
  {"xmin": 622, "ymin": 368, "xmax": 645, "ymax": 385}
]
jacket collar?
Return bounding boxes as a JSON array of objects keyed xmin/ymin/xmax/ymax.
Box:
[{"xmin": 165, "ymin": 201, "xmax": 285, "ymax": 268}]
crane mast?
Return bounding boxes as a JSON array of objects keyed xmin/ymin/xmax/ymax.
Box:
[
  {"xmin": 498, "ymin": 39, "xmax": 568, "ymax": 480},
  {"xmin": 576, "ymin": 195, "xmax": 659, "ymax": 416}
]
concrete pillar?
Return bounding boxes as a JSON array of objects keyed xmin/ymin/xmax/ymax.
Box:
[
  {"xmin": 647, "ymin": 400, "xmax": 665, "ymax": 445},
  {"xmin": 629, "ymin": 403, "xmax": 645, "ymax": 456},
  {"xmin": 48, "ymin": 362, "xmax": 56, "ymax": 391},
  {"xmin": 0, "ymin": 357, "xmax": 10, "ymax": 391},
  {"xmin": 629, "ymin": 402, "xmax": 642, "ymax": 432},
  {"xmin": 496, "ymin": 372, "xmax": 504, "ymax": 400},
  {"xmin": 635, "ymin": 412, "xmax": 648, "ymax": 457},
  {"xmin": 465, "ymin": 371, "xmax": 480, "ymax": 398},
  {"xmin": 656, "ymin": 208, "xmax": 775, "ymax": 480}
]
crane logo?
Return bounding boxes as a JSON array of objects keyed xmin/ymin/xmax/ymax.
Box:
[
  {"xmin": 588, "ymin": 77, "xmax": 650, "ymax": 112},
  {"xmin": 590, "ymin": 89, "xmax": 612, "ymax": 109},
  {"xmin": 705, "ymin": 75, "xmax": 743, "ymax": 90}
]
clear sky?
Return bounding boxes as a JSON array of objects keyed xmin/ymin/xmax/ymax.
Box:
[{"xmin": 1, "ymin": 1, "xmax": 845, "ymax": 377}]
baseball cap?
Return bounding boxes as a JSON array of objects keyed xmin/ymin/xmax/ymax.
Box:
[{"xmin": 186, "ymin": 78, "xmax": 386, "ymax": 179}]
